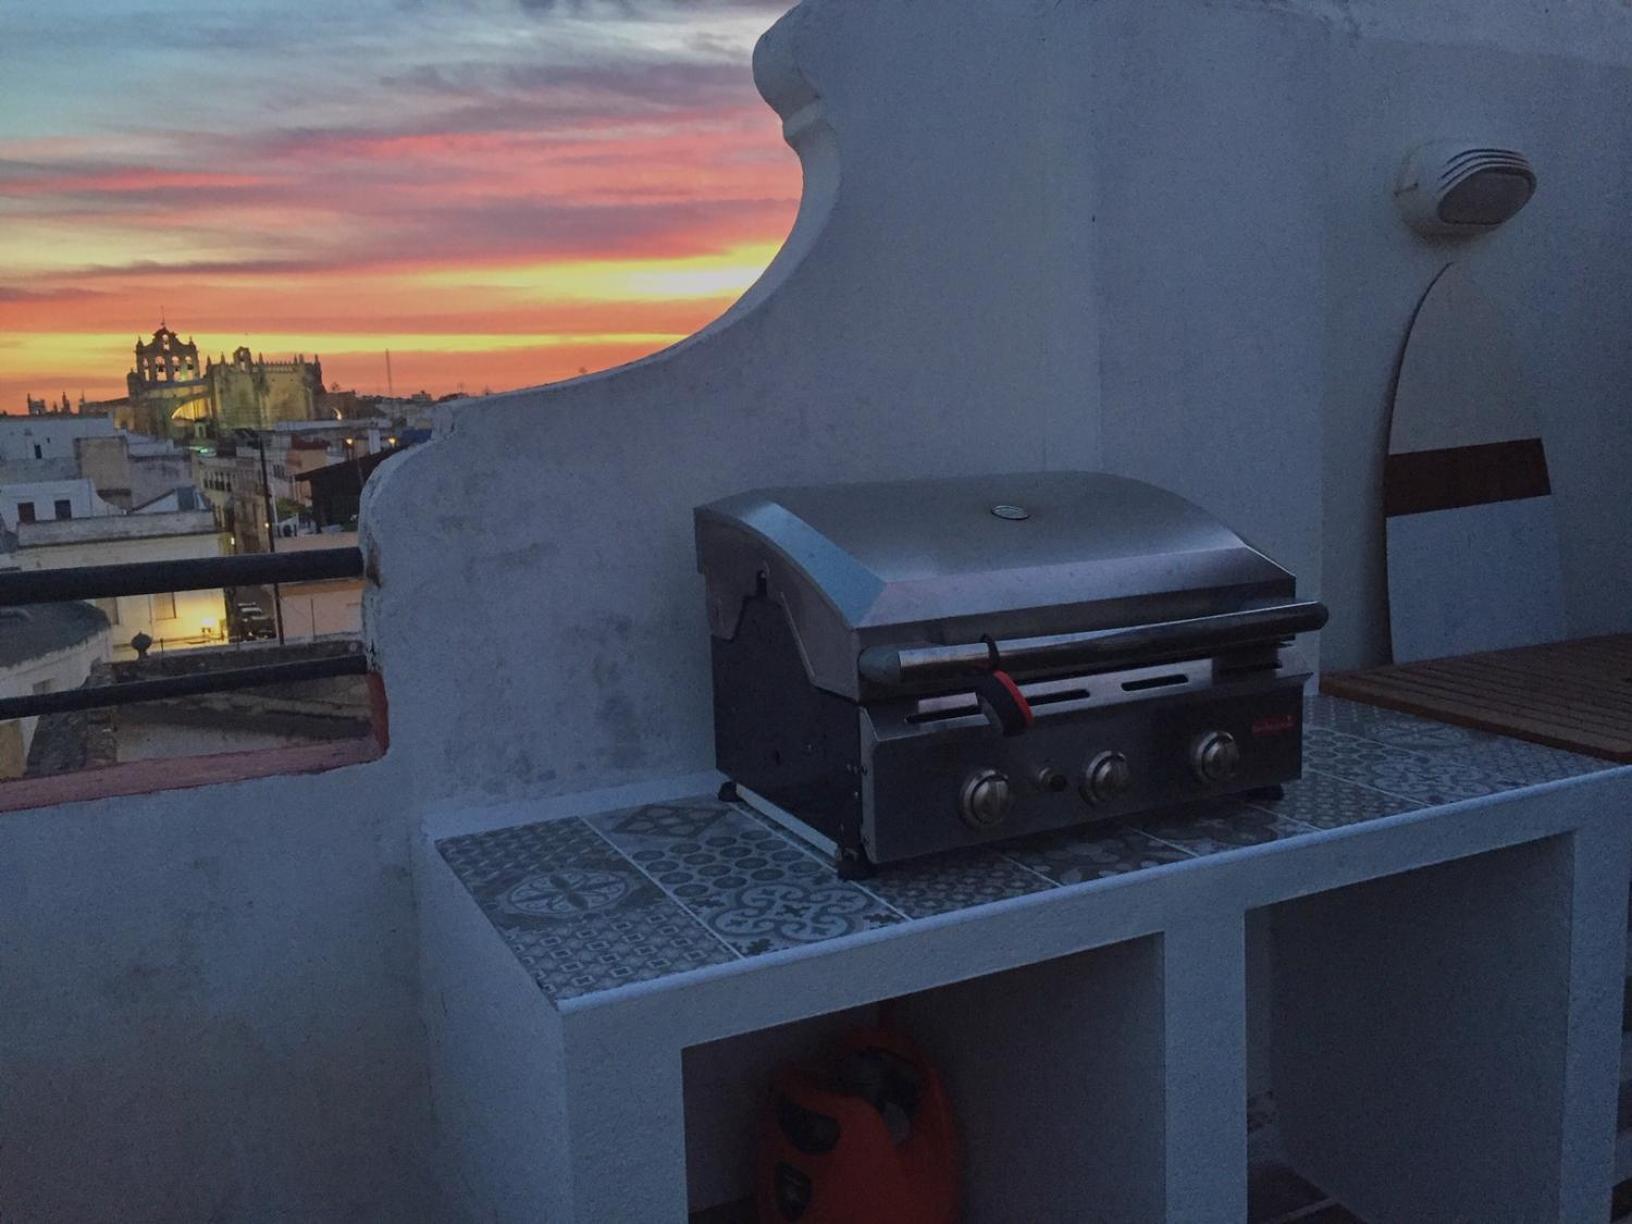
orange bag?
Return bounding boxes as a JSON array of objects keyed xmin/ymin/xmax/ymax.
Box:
[{"xmin": 756, "ymin": 1028, "xmax": 959, "ymax": 1224}]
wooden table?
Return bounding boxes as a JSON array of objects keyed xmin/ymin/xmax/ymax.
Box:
[{"xmin": 1323, "ymin": 634, "xmax": 1632, "ymax": 762}]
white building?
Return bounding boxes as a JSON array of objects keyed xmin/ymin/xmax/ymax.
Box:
[
  {"xmin": 0, "ymin": 602, "xmax": 110, "ymax": 777},
  {"xmin": 0, "ymin": 475, "xmax": 119, "ymax": 529},
  {"xmin": 274, "ymin": 531, "xmax": 363, "ymax": 641},
  {"xmin": 130, "ymin": 486, "xmax": 209, "ymax": 515},
  {"xmin": 0, "ymin": 414, "xmax": 116, "ymax": 463},
  {"xmin": 0, "ymin": 424, "xmax": 193, "ymax": 530},
  {"xmin": 75, "ymin": 431, "xmax": 193, "ymax": 511},
  {"xmin": 194, "ymin": 419, "xmax": 397, "ymax": 553},
  {"xmin": 12, "ymin": 510, "xmax": 229, "ymax": 658}
]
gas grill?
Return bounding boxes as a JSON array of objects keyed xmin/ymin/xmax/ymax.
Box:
[{"xmin": 696, "ymin": 472, "xmax": 1327, "ymax": 872}]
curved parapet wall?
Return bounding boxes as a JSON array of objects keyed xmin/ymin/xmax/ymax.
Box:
[
  {"xmin": 364, "ymin": 0, "xmax": 1632, "ymax": 805},
  {"xmin": 363, "ymin": 0, "xmax": 1107, "ymax": 803}
]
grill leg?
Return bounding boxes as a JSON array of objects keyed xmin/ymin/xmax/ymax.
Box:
[{"xmin": 836, "ymin": 845, "xmax": 876, "ymax": 880}]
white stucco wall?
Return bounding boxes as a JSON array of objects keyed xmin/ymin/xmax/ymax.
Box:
[
  {"xmin": 14, "ymin": 508, "xmax": 222, "ymax": 555},
  {"xmin": 0, "ymin": 627, "xmax": 110, "ymax": 776},
  {"xmin": 0, "ymin": 477, "xmax": 118, "ymax": 527},
  {"xmin": 371, "ymin": 6, "xmax": 1632, "ymax": 1198},
  {"xmin": 102, "ymin": 588, "xmax": 230, "ymax": 657},
  {"xmin": 277, "ymin": 581, "xmax": 364, "ymax": 642},
  {"xmin": 0, "ymin": 415, "xmax": 115, "ymax": 462},
  {"xmin": 14, "ymin": 517, "xmax": 232, "ymax": 654},
  {"xmin": 275, "ymin": 534, "xmax": 365, "ymax": 641},
  {"xmin": 1314, "ymin": 9, "xmax": 1632, "ymax": 664},
  {"xmin": 366, "ymin": 0, "xmax": 1632, "ymax": 812},
  {"xmin": 0, "ymin": 757, "xmax": 435, "ymax": 1224}
]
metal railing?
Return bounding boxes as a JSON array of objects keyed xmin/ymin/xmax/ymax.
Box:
[
  {"xmin": 0, "ymin": 547, "xmax": 368, "ymax": 722},
  {"xmin": 0, "ymin": 548, "xmax": 363, "ymax": 605}
]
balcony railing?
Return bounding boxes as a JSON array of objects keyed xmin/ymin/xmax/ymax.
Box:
[{"xmin": 0, "ymin": 548, "xmax": 367, "ymax": 722}]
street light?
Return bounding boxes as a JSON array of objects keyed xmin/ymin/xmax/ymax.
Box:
[{"xmin": 232, "ymin": 427, "xmax": 285, "ymax": 646}]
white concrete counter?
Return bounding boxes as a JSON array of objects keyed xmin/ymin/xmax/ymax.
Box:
[{"xmin": 416, "ymin": 697, "xmax": 1632, "ymax": 1221}]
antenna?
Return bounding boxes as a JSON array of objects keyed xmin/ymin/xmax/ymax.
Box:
[{"xmin": 385, "ymin": 349, "xmax": 394, "ymax": 398}]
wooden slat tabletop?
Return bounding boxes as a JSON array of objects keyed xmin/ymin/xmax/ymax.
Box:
[{"xmin": 1322, "ymin": 634, "xmax": 1632, "ymax": 762}]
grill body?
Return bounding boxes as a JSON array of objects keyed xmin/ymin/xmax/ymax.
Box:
[{"xmin": 697, "ymin": 472, "xmax": 1325, "ymax": 869}]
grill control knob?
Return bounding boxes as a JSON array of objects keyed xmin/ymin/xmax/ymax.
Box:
[
  {"xmin": 1190, "ymin": 731, "xmax": 1241, "ymax": 784},
  {"xmin": 1080, "ymin": 751, "xmax": 1132, "ymax": 805},
  {"xmin": 959, "ymin": 769, "xmax": 1012, "ymax": 830},
  {"xmin": 1034, "ymin": 766, "xmax": 1069, "ymax": 794}
]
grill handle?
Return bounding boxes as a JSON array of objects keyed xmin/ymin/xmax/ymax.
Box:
[{"xmin": 858, "ymin": 601, "xmax": 1329, "ymax": 689}]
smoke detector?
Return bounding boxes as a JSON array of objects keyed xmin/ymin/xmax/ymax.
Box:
[{"xmin": 1394, "ymin": 140, "xmax": 1537, "ymax": 236}]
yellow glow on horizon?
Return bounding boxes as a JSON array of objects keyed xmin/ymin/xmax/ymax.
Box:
[
  {"xmin": 203, "ymin": 331, "xmax": 690, "ymax": 354},
  {"xmin": 6, "ymin": 330, "xmax": 690, "ymax": 363},
  {"xmin": 2, "ymin": 240, "xmax": 785, "ymax": 400},
  {"xmin": 0, "ymin": 220, "xmax": 246, "ymax": 276},
  {"xmin": 416, "ymin": 242, "xmax": 781, "ymax": 302}
]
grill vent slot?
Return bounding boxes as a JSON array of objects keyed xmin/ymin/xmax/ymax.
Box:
[{"xmin": 1121, "ymin": 673, "xmax": 1188, "ymax": 693}]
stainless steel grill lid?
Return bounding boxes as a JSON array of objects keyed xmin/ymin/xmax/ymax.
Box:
[{"xmin": 697, "ymin": 471, "xmax": 1321, "ymax": 700}]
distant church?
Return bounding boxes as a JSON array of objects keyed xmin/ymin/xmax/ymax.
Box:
[{"xmin": 119, "ymin": 325, "xmax": 323, "ymax": 438}]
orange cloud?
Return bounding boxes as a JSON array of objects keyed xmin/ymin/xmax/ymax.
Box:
[{"xmin": 0, "ymin": 5, "xmax": 800, "ymax": 408}]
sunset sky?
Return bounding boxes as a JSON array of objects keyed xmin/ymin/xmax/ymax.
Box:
[{"xmin": 0, "ymin": 0, "xmax": 799, "ymax": 407}]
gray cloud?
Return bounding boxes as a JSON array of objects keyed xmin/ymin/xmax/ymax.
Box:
[
  {"xmin": 380, "ymin": 57, "xmax": 749, "ymax": 114},
  {"xmin": 0, "ymin": 286, "xmax": 106, "ymax": 303},
  {"xmin": 403, "ymin": 0, "xmax": 787, "ymax": 12}
]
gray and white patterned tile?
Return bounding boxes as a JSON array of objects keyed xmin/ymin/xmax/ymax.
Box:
[
  {"xmin": 439, "ymin": 699, "xmax": 1587, "ymax": 1004},
  {"xmin": 1349, "ymin": 713, "xmax": 1496, "ymax": 754},
  {"xmin": 696, "ymin": 878, "xmax": 904, "ymax": 956},
  {"xmin": 1304, "ymin": 694, "xmax": 1389, "ymax": 736},
  {"xmin": 438, "ymin": 817, "xmax": 734, "ymax": 1002},
  {"xmin": 1302, "ymin": 726, "xmax": 1402, "ymax": 774},
  {"xmin": 1137, "ymin": 801, "xmax": 1315, "ymax": 857},
  {"xmin": 1344, "ymin": 753, "xmax": 1528, "ymax": 806},
  {"xmin": 590, "ymin": 799, "xmax": 905, "ymax": 957},
  {"xmin": 1309, "ymin": 694, "xmax": 1611, "ymax": 783},
  {"xmin": 1442, "ymin": 737, "xmax": 1613, "ymax": 784},
  {"xmin": 1246, "ymin": 771, "xmax": 1418, "ymax": 830},
  {"xmin": 1300, "ymin": 727, "xmax": 1519, "ymax": 805},
  {"xmin": 1004, "ymin": 821, "xmax": 1193, "ymax": 886},
  {"xmin": 862, "ymin": 847, "xmax": 1055, "ymax": 919},
  {"xmin": 1305, "ymin": 694, "xmax": 1473, "ymax": 749}
]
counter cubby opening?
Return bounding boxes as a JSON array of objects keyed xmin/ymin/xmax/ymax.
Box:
[
  {"xmin": 1248, "ymin": 833, "xmax": 1577, "ymax": 1223},
  {"xmin": 684, "ymin": 934, "xmax": 1165, "ymax": 1222}
]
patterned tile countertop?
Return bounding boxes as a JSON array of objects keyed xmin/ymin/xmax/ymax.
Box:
[{"xmin": 437, "ymin": 695, "xmax": 1617, "ymax": 1006}]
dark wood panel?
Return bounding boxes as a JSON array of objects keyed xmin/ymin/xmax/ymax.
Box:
[
  {"xmin": 1322, "ymin": 679, "xmax": 1631, "ymax": 758},
  {"xmin": 1366, "ymin": 661, "xmax": 1632, "ymax": 726},
  {"xmin": 1323, "ymin": 635, "xmax": 1632, "ymax": 762},
  {"xmin": 1325, "ymin": 680, "xmax": 1631, "ymax": 755},
  {"xmin": 1438, "ymin": 658, "xmax": 1632, "ymax": 716},
  {"xmin": 1403, "ymin": 666, "xmax": 1632, "ymax": 727},
  {"xmin": 1384, "ymin": 438, "xmax": 1551, "ymax": 517}
]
